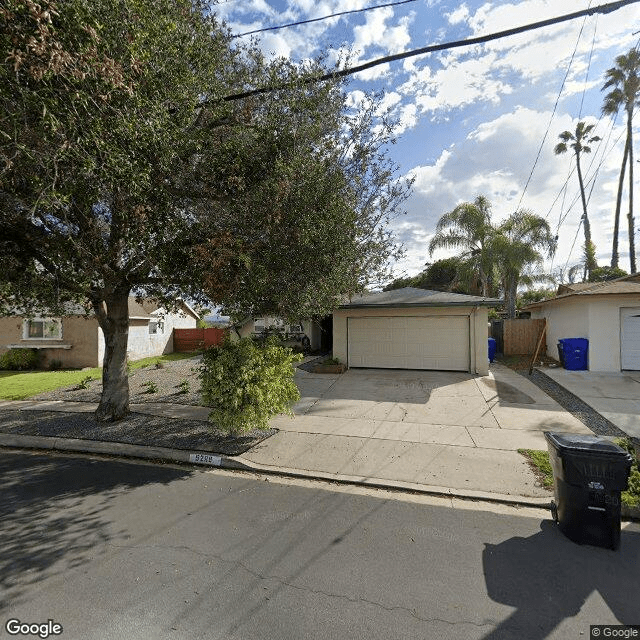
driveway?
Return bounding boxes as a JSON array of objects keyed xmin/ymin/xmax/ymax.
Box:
[
  {"xmin": 241, "ymin": 364, "xmax": 592, "ymax": 499},
  {"xmin": 541, "ymin": 368, "xmax": 640, "ymax": 439}
]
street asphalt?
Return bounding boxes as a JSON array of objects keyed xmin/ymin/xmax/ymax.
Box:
[{"xmin": 1, "ymin": 450, "xmax": 638, "ymax": 640}]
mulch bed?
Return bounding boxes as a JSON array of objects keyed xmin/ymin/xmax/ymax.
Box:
[{"xmin": 0, "ymin": 409, "xmax": 275, "ymax": 456}]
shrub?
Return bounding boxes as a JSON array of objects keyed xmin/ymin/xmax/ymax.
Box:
[
  {"xmin": 0, "ymin": 348, "xmax": 40, "ymax": 370},
  {"xmin": 77, "ymin": 375, "xmax": 94, "ymax": 390},
  {"xmin": 199, "ymin": 336, "xmax": 302, "ymax": 432},
  {"xmin": 616, "ymin": 438, "xmax": 640, "ymax": 508},
  {"xmin": 49, "ymin": 359, "xmax": 63, "ymax": 371},
  {"xmin": 142, "ymin": 380, "xmax": 158, "ymax": 394},
  {"xmin": 323, "ymin": 357, "xmax": 341, "ymax": 365},
  {"xmin": 177, "ymin": 379, "xmax": 190, "ymax": 394}
]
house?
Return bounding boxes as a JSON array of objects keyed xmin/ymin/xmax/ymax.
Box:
[
  {"xmin": 332, "ymin": 287, "xmax": 501, "ymax": 375},
  {"xmin": 231, "ymin": 316, "xmax": 323, "ymax": 351},
  {"xmin": 524, "ymin": 274, "xmax": 640, "ymax": 371},
  {"xmin": 0, "ymin": 298, "xmax": 199, "ymax": 369}
]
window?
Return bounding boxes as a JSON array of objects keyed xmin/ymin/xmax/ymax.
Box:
[
  {"xmin": 23, "ymin": 318, "xmax": 62, "ymax": 340},
  {"xmin": 289, "ymin": 325, "xmax": 302, "ymax": 333}
]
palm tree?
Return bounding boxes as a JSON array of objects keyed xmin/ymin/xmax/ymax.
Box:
[
  {"xmin": 554, "ymin": 121, "xmax": 600, "ymax": 280},
  {"xmin": 493, "ymin": 210, "xmax": 557, "ymax": 319},
  {"xmin": 428, "ymin": 195, "xmax": 495, "ymax": 296},
  {"xmin": 602, "ymin": 48, "xmax": 640, "ymax": 273}
]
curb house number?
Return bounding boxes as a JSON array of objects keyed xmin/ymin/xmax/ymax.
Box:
[{"xmin": 189, "ymin": 453, "xmax": 222, "ymax": 466}]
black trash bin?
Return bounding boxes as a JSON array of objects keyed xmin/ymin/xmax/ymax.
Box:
[{"xmin": 544, "ymin": 432, "xmax": 633, "ymax": 550}]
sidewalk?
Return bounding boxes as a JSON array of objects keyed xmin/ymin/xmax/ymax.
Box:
[{"xmin": 0, "ymin": 363, "xmax": 595, "ymax": 508}]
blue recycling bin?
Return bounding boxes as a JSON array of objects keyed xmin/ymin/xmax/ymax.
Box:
[
  {"xmin": 561, "ymin": 338, "xmax": 588, "ymax": 370},
  {"xmin": 488, "ymin": 337, "xmax": 497, "ymax": 363}
]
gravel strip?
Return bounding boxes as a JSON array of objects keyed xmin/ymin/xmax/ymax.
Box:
[
  {"xmin": 33, "ymin": 355, "xmax": 205, "ymax": 406},
  {"xmin": 0, "ymin": 409, "xmax": 275, "ymax": 456},
  {"xmin": 518, "ymin": 368, "xmax": 628, "ymax": 438}
]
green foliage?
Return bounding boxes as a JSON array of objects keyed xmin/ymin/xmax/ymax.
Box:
[
  {"xmin": 0, "ymin": 348, "xmax": 40, "ymax": 371},
  {"xmin": 199, "ymin": 337, "xmax": 302, "ymax": 432},
  {"xmin": 177, "ymin": 379, "xmax": 190, "ymax": 394},
  {"xmin": 384, "ymin": 258, "xmax": 468, "ymax": 293},
  {"xmin": 517, "ymin": 288, "xmax": 555, "ymax": 308},
  {"xmin": 323, "ymin": 357, "xmax": 341, "ymax": 365},
  {"xmin": 616, "ymin": 438, "xmax": 640, "ymax": 508},
  {"xmin": 141, "ymin": 380, "xmax": 158, "ymax": 394},
  {"xmin": 589, "ymin": 266, "xmax": 628, "ymax": 282},
  {"xmin": 518, "ymin": 449, "xmax": 554, "ymax": 489},
  {"xmin": 77, "ymin": 375, "xmax": 94, "ymax": 390}
]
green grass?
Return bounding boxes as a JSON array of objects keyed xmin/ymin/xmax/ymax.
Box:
[
  {"xmin": 518, "ymin": 445, "xmax": 640, "ymax": 509},
  {"xmin": 127, "ymin": 351, "xmax": 198, "ymax": 371},
  {"xmin": 0, "ymin": 352, "xmax": 199, "ymax": 400},
  {"xmin": 0, "ymin": 368, "xmax": 102, "ymax": 400},
  {"xmin": 518, "ymin": 449, "xmax": 554, "ymax": 489}
]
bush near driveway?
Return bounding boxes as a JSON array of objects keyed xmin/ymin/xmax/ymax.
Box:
[{"xmin": 199, "ymin": 337, "xmax": 302, "ymax": 432}]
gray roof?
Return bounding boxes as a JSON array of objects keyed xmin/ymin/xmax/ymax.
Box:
[
  {"xmin": 339, "ymin": 287, "xmax": 502, "ymax": 309},
  {"xmin": 526, "ymin": 279, "xmax": 640, "ymax": 308}
]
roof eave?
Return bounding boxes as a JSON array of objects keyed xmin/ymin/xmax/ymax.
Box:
[{"xmin": 339, "ymin": 300, "xmax": 502, "ymax": 309}]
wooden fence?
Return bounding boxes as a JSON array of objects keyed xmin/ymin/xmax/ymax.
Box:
[
  {"xmin": 502, "ymin": 319, "xmax": 546, "ymax": 355},
  {"xmin": 174, "ymin": 327, "xmax": 225, "ymax": 352}
]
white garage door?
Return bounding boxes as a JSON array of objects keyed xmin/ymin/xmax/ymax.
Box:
[
  {"xmin": 621, "ymin": 308, "xmax": 640, "ymax": 370},
  {"xmin": 348, "ymin": 316, "xmax": 470, "ymax": 371}
]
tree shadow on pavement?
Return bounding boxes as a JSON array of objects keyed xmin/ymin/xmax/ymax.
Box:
[
  {"xmin": 0, "ymin": 451, "xmax": 191, "ymax": 613},
  {"xmin": 482, "ymin": 520, "xmax": 640, "ymax": 639}
]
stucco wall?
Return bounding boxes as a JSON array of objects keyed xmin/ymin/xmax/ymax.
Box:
[
  {"xmin": 333, "ymin": 306, "xmax": 489, "ymax": 375},
  {"xmin": 529, "ymin": 294, "xmax": 640, "ymax": 372},
  {"xmin": 0, "ymin": 315, "xmax": 100, "ymax": 368}
]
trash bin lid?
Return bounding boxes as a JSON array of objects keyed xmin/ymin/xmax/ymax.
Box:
[{"xmin": 544, "ymin": 432, "xmax": 631, "ymax": 460}]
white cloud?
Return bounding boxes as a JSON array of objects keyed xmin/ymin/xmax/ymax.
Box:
[
  {"xmin": 447, "ymin": 4, "xmax": 469, "ymax": 25},
  {"xmin": 392, "ymin": 107, "xmax": 631, "ymax": 277}
]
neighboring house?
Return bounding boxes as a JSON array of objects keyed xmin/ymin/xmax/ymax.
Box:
[
  {"xmin": 333, "ymin": 287, "xmax": 501, "ymax": 376},
  {"xmin": 0, "ymin": 298, "xmax": 199, "ymax": 369},
  {"xmin": 525, "ymin": 274, "xmax": 640, "ymax": 371},
  {"xmin": 231, "ymin": 316, "xmax": 323, "ymax": 351}
]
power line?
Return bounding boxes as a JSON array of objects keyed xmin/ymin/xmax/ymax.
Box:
[
  {"xmin": 514, "ymin": 2, "xmax": 592, "ymax": 212},
  {"xmin": 222, "ymin": 0, "xmax": 640, "ymax": 102},
  {"xmin": 231, "ymin": 0, "xmax": 420, "ymax": 38},
  {"xmin": 578, "ymin": 14, "xmax": 599, "ymax": 118}
]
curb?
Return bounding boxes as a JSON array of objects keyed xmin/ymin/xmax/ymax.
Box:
[
  {"xmin": 2, "ymin": 433, "xmax": 638, "ymax": 520},
  {"xmin": 0, "ymin": 432, "xmax": 552, "ymax": 510}
]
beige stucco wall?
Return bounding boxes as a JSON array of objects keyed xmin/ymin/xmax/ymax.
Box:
[
  {"xmin": 529, "ymin": 293, "xmax": 640, "ymax": 371},
  {"xmin": 333, "ymin": 306, "xmax": 490, "ymax": 376},
  {"xmin": 0, "ymin": 315, "xmax": 100, "ymax": 368}
]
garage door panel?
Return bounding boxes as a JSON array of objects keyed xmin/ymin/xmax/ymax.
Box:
[
  {"xmin": 348, "ymin": 316, "xmax": 469, "ymax": 371},
  {"xmin": 621, "ymin": 308, "xmax": 640, "ymax": 370}
]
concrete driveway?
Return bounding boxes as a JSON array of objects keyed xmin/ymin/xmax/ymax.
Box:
[
  {"xmin": 542, "ymin": 368, "xmax": 640, "ymax": 439},
  {"xmin": 242, "ymin": 364, "xmax": 592, "ymax": 499}
]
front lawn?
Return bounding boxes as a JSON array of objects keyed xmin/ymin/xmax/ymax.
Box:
[
  {"xmin": 0, "ymin": 352, "xmax": 199, "ymax": 400},
  {"xmin": 0, "ymin": 368, "xmax": 102, "ymax": 400}
]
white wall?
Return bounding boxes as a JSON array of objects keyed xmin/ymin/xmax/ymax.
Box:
[
  {"xmin": 530, "ymin": 294, "xmax": 640, "ymax": 371},
  {"xmin": 333, "ymin": 306, "xmax": 490, "ymax": 375}
]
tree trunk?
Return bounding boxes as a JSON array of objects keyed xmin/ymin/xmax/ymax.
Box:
[
  {"xmin": 611, "ymin": 136, "xmax": 629, "ymax": 269},
  {"xmin": 575, "ymin": 152, "xmax": 595, "ymax": 280},
  {"xmin": 94, "ymin": 291, "xmax": 130, "ymax": 422},
  {"xmin": 505, "ymin": 275, "xmax": 518, "ymax": 319},
  {"xmin": 627, "ymin": 109, "xmax": 636, "ymax": 273}
]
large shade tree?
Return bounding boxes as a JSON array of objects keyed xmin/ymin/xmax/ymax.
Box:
[
  {"xmin": 602, "ymin": 48, "xmax": 640, "ymax": 272},
  {"xmin": 0, "ymin": 0, "xmax": 410, "ymax": 421}
]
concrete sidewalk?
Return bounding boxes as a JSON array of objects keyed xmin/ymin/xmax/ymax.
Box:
[
  {"xmin": 540, "ymin": 368, "xmax": 640, "ymax": 439},
  {"xmin": 0, "ymin": 363, "xmax": 592, "ymax": 506}
]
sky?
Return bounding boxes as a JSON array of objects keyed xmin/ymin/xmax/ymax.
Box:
[{"xmin": 213, "ymin": 0, "xmax": 640, "ymax": 285}]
